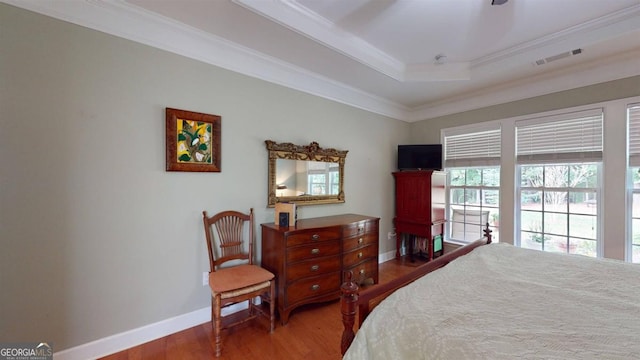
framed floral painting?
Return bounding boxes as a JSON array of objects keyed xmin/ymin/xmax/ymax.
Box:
[{"xmin": 166, "ymin": 108, "xmax": 221, "ymax": 172}]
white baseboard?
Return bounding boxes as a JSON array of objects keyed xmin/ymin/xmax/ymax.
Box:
[
  {"xmin": 379, "ymin": 249, "xmax": 396, "ymax": 263},
  {"xmin": 54, "ymin": 253, "xmax": 401, "ymax": 360},
  {"xmin": 53, "ymin": 307, "xmax": 210, "ymax": 360},
  {"xmin": 53, "ymin": 300, "xmax": 252, "ymax": 360}
]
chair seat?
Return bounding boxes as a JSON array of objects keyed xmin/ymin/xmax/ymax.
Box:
[{"xmin": 209, "ymin": 264, "xmax": 274, "ymax": 295}]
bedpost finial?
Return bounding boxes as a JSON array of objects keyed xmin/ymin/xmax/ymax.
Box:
[
  {"xmin": 341, "ymin": 270, "xmax": 358, "ymax": 293},
  {"xmin": 484, "ymin": 223, "xmax": 493, "ymax": 244}
]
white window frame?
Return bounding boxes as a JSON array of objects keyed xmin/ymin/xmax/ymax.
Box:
[
  {"xmin": 626, "ymin": 103, "xmax": 640, "ymax": 263},
  {"xmin": 515, "ymin": 162, "xmax": 601, "ymax": 256},
  {"xmin": 448, "ymin": 167, "xmax": 500, "ymax": 243},
  {"xmin": 514, "ymin": 109, "xmax": 603, "ymax": 257},
  {"xmin": 442, "ymin": 124, "xmax": 501, "ymax": 243},
  {"xmin": 439, "ymin": 97, "xmax": 640, "ymax": 261}
]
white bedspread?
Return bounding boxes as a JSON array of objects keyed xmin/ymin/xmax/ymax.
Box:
[{"xmin": 344, "ymin": 243, "xmax": 640, "ymax": 360}]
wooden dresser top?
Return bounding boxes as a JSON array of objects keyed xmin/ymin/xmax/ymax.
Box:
[{"xmin": 261, "ymin": 213, "xmax": 378, "ymax": 233}]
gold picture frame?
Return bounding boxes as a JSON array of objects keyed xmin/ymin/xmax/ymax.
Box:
[
  {"xmin": 166, "ymin": 108, "xmax": 221, "ymax": 172},
  {"xmin": 265, "ymin": 140, "xmax": 347, "ymax": 207}
]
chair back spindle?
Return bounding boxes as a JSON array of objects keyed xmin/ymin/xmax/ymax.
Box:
[{"xmin": 203, "ymin": 208, "xmax": 255, "ymax": 272}]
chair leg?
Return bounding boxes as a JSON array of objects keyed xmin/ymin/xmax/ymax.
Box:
[
  {"xmin": 269, "ymin": 280, "xmax": 275, "ymax": 333},
  {"xmin": 210, "ymin": 296, "xmax": 214, "ymax": 329},
  {"xmin": 213, "ymin": 295, "xmax": 222, "ymax": 357}
]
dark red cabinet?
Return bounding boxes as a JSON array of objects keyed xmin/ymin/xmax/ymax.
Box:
[{"xmin": 393, "ymin": 170, "xmax": 446, "ymax": 260}]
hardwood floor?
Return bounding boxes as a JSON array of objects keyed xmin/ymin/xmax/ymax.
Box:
[{"xmin": 101, "ymin": 257, "xmax": 425, "ymax": 360}]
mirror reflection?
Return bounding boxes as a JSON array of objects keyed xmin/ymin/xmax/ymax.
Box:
[
  {"xmin": 266, "ymin": 140, "xmax": 347, "ymax": 207},
  {"xmin": 276, "ymin": 159, "xmax": 340, "ymax": 197}
]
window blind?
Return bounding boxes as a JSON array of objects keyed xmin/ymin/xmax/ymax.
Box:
[
  {"xmin": 444, "ymin": 128, "xmax": 501, "ymax": 167},
  {"xmin": 516, "ymin": 109, "xmax": 603, "ymax": 164},
  {"xmin": 628, "ymin": 104, "xmax": 640, "ymax": 167}
]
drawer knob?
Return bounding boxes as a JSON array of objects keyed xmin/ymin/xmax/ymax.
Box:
[
  {"xmin": 358, "ymin": 237, "xmax": 364, "ymax": 244},
  {"xmin": 311, "ymin": 248, "xmax": 320, "ymax": 255},
  {"xmin": 359, "ymin": 269, "xmax": 365, "ymax": 275},
  {"xmin": 311, "ymin": 284, "xmax": 320, "ymax": 291},
  {"xmin": 358, "ymin": 227, "xmax": 363, "ymax": 233},
  {"xmin": 310, "ymin": 265, "xmax": 319, "ymax": 271},
  {"xmin": 311, "ymin": 234, "xmax": 320, "ymax": 241},
  {"xmin": 357, "ymin": 252, "xmax": 363, "ymax": 258}
]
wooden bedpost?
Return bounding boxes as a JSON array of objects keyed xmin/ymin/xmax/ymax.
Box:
[
  {"xmin": 341, "ymin": 270, "xmax": 358, "ymax": 355},
  {"xmin": 484, "ymin": 222, "xmax": 492, "ymax": 244}
]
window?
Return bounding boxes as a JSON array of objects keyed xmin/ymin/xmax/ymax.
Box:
[
  {"xmin": 307, "ymin": 161, "xmax": 339, "ymax": 195},
  {"xmin": 627, "ymin": 104, "xmax": 640, "ymax": 263},
  {"xmin": 441, "ymin": 97, "xmax": 638, "ymax": 262},
  {"xmin": 449, "ymin": 168, "xmax": 500, "ymax": 242},
  {"xmin": 519, "ymin": 164, "xmax": 598, "ymax": 256},
  {"xmin": 516, "ymin": 109, "xmax": 603, "ymax": 257},
  {"xmin": 444, "ymin": 127, "xmax": 501, "ymax": 242}
]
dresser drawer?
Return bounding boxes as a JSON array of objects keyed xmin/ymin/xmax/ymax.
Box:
[
  {"xmin": 343, "ymin": 233, "xmax": 378, "ymax": 252},
  {"xmin": 286, "ymin": 228, "xmax": 341, "ymax": 247},
  {"xmin": 344, "ymin": 259, "xmax": 378, "ymax": 286},
  {"xmin": 343, "ymin": 221, "xmax": 369, "ymax": 238},
  {"xmin": 286, "ymin": 272, "xmax": 340, "ymax": 306},
  {"xmin": 285, "ymin": 256, "xmax": 340, "ymax": 283},
  {"xmin": 343, "ymin": 244, "xmax": 378, "ymax": 268},
  {"xmin": 286, "ymin": 240, "xmax": 340, "ymax": 263}
]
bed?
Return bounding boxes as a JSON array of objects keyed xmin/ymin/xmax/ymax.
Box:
[{"xmin": 340, "ymin": 230, "xmax": 640, "ymax": 359}]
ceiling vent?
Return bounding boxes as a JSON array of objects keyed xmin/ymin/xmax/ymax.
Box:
[{"xmin": 534, "ymin": 49, "xmax": 583, "ymax": 66}]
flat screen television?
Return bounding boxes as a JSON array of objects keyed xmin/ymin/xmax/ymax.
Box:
[{"xmin": 397, "ymin": 144, "xmax": 442, "ymax": 171}]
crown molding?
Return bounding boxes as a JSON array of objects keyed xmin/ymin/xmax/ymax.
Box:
[
  {"xmin": 234, "ymin": 0, "xmax": 640, "ymax": 82},
  {"xmin": 233, "ymin": 0, "xmax": 404, "ymax": 80},
  {"xmin": 408, "ymin": 49, "xmax": 640, "ymax": 122},
  {"xmin": 2, "ymin": 0, "xmax": 638, "ymax": 123},
  {"xmin": 233, "ymin": 0, "xmax": 471, "ymax": 82},
  {"xmin": 472, "ymin": 4, "xmax": 640, "ymax": 67},
  {"xmin": 2, "ymin": 0, "xmax": 410, "ymax": 119}
]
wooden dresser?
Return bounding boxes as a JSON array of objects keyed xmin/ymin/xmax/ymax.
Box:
[{"xmin": 261, "ymin": 214, "xmax": 379, "ymax": 324}]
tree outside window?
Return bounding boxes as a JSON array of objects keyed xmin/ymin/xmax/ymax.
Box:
[{"xmin": 519, "ymin": 163, "xmax": 598, "ymax": 257}]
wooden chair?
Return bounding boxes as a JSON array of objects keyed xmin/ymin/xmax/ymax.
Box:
[{"xmin": 202, "ymin": 208, "xmax": 275, "ymax": 357}]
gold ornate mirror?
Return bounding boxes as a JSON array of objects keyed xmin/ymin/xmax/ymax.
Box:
[{"xmin": 266, "ymin": 140, "xmax": 348, "ymax": 207}]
